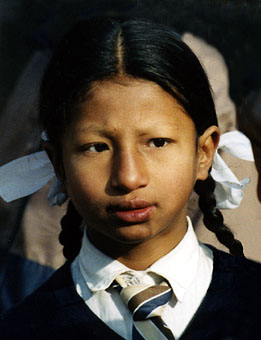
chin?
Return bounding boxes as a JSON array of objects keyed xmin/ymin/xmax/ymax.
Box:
[{"xmin": 111, "ymin": 224, "xmax": 155, "ymax": 244}]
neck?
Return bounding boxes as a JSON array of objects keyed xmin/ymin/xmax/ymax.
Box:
[{"xmin": 87, "ymin": 223, "xmax": 187, "ymax": 270}]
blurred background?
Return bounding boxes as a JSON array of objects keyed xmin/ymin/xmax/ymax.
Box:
[
  {"xmin": 0, "ymin": 0, "xmax": 261, "ymax": 314},
  {"xmin": 1, "ymin": 0, "xmax": 261, "ymax": 113}
]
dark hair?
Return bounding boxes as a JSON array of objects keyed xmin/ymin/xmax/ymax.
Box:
[{"xmin": 39, "ymin": 16, "xmax": 243, "ymax": 261}]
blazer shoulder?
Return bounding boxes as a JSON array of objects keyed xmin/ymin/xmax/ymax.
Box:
[
  {"xmin": 0, "ymin": 262, "xmax": 76, "ymax": 337},
  {"xmin": 210, "ymin": 246, "xmax": 261, "ymax": 297}
]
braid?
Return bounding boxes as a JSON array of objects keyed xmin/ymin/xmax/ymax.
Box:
[
  {"xmin": 194, "ymin": 175, "xmax": 244, "ymax": 257},
  {"xmin": 59, "ymin": 200, "xmax": 83, "ymax": 262}
]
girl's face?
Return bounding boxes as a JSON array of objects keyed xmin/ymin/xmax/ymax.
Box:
[{"xmin": 57, "ymin": 77, "xmax": 218, "ymax": 259}]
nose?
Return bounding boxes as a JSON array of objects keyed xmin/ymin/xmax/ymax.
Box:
[{"xmin": 110, "ymin": 148, "xmax": 149, "ymax": 193}]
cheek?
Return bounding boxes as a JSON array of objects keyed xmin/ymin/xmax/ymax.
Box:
[
  {"xmin": 165, "ymin": 155, "xmax": 198, "ymax": 185},
  {"xmin": 155, "ymin": 157, "xmax": 197, "ymax": 204},
  {"xmin": 64, "ymin": 162, "xmax": 105, "ymax": 205},
  {"xmin": 66, "ymin": 177, "xmax": 105, "ymax": 223}
]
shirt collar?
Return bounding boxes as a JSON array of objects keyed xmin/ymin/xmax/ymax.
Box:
[
  {"xmin": 77, "ymin": 231, "xmax": 129, "ymax": 292},
  {"xmin": 148, "ymin": 217, "xmax": 201, "ymax": 301},
  {"xmin": 77, "ymin": 217, "xmax": 204, "ymax": 301}
]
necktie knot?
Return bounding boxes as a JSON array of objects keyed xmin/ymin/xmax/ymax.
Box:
[
  {"xmin": 118, "ymin": 281, "xmax": 172, "ymax": 321},
  {"xmin": 115, "ymin": 274, "xmax": 175, "ymax": 340}
]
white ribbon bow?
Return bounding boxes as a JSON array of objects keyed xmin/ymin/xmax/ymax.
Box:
[
  {"xmin": 211, "ymin": 131, "xmax": 254, "ymax": 209},
  {"xmin": 0, "ymin": 151, "xmax": 67, "ymax": 206},
  {"xmin": 0, "ymin": 131, "xmax": 254, "ymax": 208}
]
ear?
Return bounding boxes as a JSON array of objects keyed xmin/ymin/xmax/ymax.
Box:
[
  {"xmin": 196, "ymin": 126, "xmax": 220, "ymax": 181},
  {"xmin": 43, "ymin": 141, "xmax": 66, "ymax": 193}
]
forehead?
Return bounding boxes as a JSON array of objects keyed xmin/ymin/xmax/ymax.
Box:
[
  {"xmin": 87, "ymin": 77, "xmax": 181, "ymax": 111},
  {"xmin": 70, "ymin": 77, "xmax": 195, "ymax": 135}
]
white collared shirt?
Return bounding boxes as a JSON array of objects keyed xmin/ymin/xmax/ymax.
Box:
[{"xmin": 71, "ymin": 217, "xmax": 213, "ymax": 339}]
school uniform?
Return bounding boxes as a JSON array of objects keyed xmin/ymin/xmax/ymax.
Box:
[{"xmin": 1, "ymin": 218, "xmax": 261, "ymax": 340}]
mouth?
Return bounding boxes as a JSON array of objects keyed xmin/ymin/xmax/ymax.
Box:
[{"xmin": 107, "ymin": 199, "xmax": 155, "ymax": 223}]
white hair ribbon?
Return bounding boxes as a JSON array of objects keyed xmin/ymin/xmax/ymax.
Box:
[
  {"xmin": 0, "ymin": 130, "xmax": 254, "ymax": 208},
  {"xmin": 0, "ymin": 151, "xmax": 56, "ymax": 204},
  {"xmin": 211, "ymin": 130, "xmax": 254, "ymax": 209},
  {"xmin": 0, "ymin": 149, "xmax": 68, "ymax": 206}
]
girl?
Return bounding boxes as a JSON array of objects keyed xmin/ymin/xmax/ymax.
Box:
[{"xmin": 1, "ymin": 16, "xmax": 261, "ymax": 340}]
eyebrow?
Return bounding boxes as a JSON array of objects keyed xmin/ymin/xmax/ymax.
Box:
[{"xmin": 73, "ymin": 123, "xmax": 179, "ymax": 138}]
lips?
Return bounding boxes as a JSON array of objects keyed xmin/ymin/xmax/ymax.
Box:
[{"xmin": 107, "ymin": 199, "xmax": 155, "ymax": 223}]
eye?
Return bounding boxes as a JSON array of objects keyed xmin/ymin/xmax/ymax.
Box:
[
  {"xmin": 148, "ymin": 138, "xmax": 170, "ymax": 148},
  {"xmin": 85, "ymin": 143, "xmax": 109, "ymax": 153}
]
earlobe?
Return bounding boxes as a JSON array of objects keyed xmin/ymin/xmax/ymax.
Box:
[
  {"xmin": 196, "ymin": 126, "xmax": 220, "ymax": 180},
  {"xmin": 43, "ymin": 142, "xmax": 66, "ymax": 192}
]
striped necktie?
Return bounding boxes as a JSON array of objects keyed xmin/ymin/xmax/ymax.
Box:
[{"xmin": 115, "ymin": 275, "xmax": 175, "ymax": 340}]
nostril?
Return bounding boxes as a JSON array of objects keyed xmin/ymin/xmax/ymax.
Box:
[
  {"xmin": 111, "ymin": 174, "xmax": 148, "ymax": 193},
  {"xmin": 110, "ymin": 183, "xmax": 135, "ymax": 195}
]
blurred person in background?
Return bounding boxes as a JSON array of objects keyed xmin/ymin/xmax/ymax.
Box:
[{"xmin": 238, "ymin": 89, "xmax": 261, "ymax": 202}]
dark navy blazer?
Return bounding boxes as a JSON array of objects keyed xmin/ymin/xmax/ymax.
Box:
[{"xmin": 1, "ymin": 246, "xmax": 261, "ymax": 339}]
